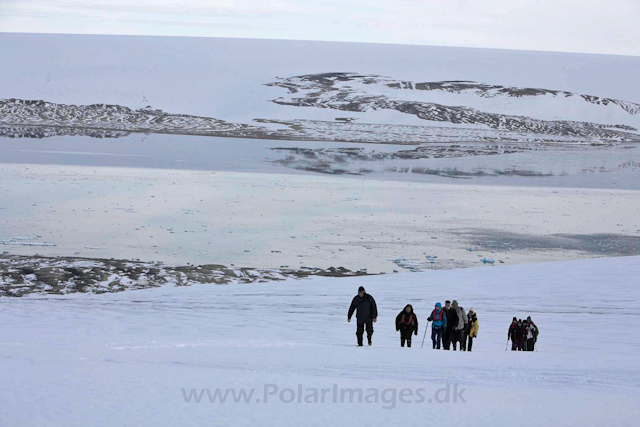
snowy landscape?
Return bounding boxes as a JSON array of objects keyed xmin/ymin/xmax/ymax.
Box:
[
  {"xmin": 1, "ymin": 257, "xmax": 639, "ymax": 425},
  {"xmin": 1, "ymin": 32, "xmax": 640, "ymax": 426}
]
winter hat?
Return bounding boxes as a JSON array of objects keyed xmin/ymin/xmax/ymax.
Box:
[
  {"xmin": 512, "ymin": 317, "xmax": 517, "ymax": 321},
  {"xmin": 452, "ymin": 300, "xmax": 459, "ymax": 308},
  {"xmin": 435, "ymin": 302, "xmax": 442, "ymax": 308},
  {"xmin": 469, "ymin": 307, "xmax": 475, "ymax": 313},
  {"xmin": 358, "ymin": 286, "xmax": 365, "ymax": 293}
]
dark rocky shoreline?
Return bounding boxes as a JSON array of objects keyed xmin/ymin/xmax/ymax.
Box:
[{"xmin": 0, "ymin": 254, "xmax": 370, "ymax": 297}]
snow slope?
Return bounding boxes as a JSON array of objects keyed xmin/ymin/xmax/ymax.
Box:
[{"xmin": 1, "ymin": 256, "xmax": 639, "ymax": 426}]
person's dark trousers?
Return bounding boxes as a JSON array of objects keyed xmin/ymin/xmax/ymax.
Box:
[
  {"xmin": 453, "ymin": 329, "xmax": 465, "ymax": 351},
  {"xmin": 443, "ymin": 329, "xmax": 453, "ymax": 350},
  {"xmin": 460, "ymin": 331, "xmax": 468, "ymax": 352},
  {"xmin": 467, "ymin": 336, "xmax": 473, "ymax": 351},
  {"xmin": 526, "ymin": 338, "xmax": 535, "ymax": 351},
  {"xmin": 511, "ymin": 341, "xmax": 518, "ymax": 351},
  {"xmin": 400, "ymin": 337, "xmax": 413, "ymax": 347},
  {"xmin": 400, "ymin": 328, "xmax": 413, "ymax": 347},
  {"xmin": 356, "ymin": 320, "xmax": 374, "ymax": 346},
  {"xmin": 431, "ymin": 326, "xmax": 443, "ymax": 349}
]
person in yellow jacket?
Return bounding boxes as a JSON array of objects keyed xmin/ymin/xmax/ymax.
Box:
[{"xmin": 467, "ymin": 308, "xmax": 479, "ymax": 351}]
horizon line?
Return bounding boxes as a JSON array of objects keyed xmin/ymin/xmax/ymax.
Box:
[{"xmin": 2, "ymin": 30, "xmax": 639, "ymax": 59}]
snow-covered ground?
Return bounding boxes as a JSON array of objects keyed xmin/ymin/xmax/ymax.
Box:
[{"xmin": 1, "ymin": 256, "xmax": 639, "ymax": 426}]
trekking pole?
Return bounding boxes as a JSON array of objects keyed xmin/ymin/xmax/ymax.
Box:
[
  {"xmin": 505, "ymin": 339, "xmax": 509, "ymax": 351},
  {"xmin": 421, "ymin": 321, "xmax": 430, "ymax": 348}
]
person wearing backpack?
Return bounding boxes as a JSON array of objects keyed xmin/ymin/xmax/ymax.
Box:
[
  {"xmin": 395, "ymin": 304, "xmax": 419, "ymax": 347},
  {"xmin": 451, "ymin": 300, "xmax": 468, "ymax": 351},
  {"xmin": 427, "ymin": 302, "xmax": 447, "ymax": 349},
  {"xmin": 467, "ymin": 308, "xmax": 479, "ymax": 351}
]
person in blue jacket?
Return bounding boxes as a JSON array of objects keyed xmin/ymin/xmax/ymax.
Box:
[{"xmin": 427, "ymin": 302, "xmax": 447, "ymax": 349}]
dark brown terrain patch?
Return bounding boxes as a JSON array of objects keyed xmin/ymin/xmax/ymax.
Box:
[{"xmin": 0, "ymin": 254, "xmax": 370, "ymax": 297}]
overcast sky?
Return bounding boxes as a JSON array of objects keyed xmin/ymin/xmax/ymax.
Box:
[{"xmin": 1, "ymin": 0, "xmax": 638, "ymax": 56}]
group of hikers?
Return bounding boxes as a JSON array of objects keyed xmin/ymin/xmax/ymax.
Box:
[
  {"xmin": 424, "ymin": 300, "xmax": 478, "ymax": 351},
  {"xmin": 507, "ymin": 317, "xmax": 539, "ymax": 351},
  {"xmin": 347, "ymin": 286, "xmax": 538, "ymax": 351}
]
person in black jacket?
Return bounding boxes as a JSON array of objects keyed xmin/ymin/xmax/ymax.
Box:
[
  {"xmin": 395, "ymin": 304, "xmax": 418, "ymax": 347},
  {"xmin": 348, "ymin": 286, "xmax": 378, "ymax": 346},
  {"xmin": 443, "ymin": 300, "xmax": 457, "ymax": 350},
  {"xmin": 517, "ymin": 319, "xmax": 527, "ymax": 351},
  {"xmin": 508, "ymin": 317, "xmax": 519, "ymax": 350}
]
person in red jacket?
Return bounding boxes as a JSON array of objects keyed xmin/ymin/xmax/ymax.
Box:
[
  {"xmin": 508, "ymin": 317, "xmax": 519, "ymax": 351},
  {"xmin": 395, "ymin": 304, "xmax": 419, "ymax": 347},
  {"xmin": 427, "ymin": 302, "xmax": 447, "ymax": 349}
]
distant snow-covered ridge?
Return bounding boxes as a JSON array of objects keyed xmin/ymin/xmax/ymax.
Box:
[
  {"xmin": 412, "ymin": 82, "xmax": 640, "ymax": 115},
  {"xmin": 267, "ymin": 73, "xmax": 640, "ymax": 141},
  {"xmin": 0, "ymin": 99, "xmax": 254, "ymax": 135},
  {"xmin": 271, "ymin": 73, "xmax": 640, "ymax": 114},
  {"xmin": 0, "ymin": 124, "xmax": 131, "ymax": 139},
  {"xmin": 3, "ymin": 70, "xmax": 640, "ymax": 144}
]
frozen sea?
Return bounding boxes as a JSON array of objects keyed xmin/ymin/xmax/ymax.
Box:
[{"xmin": 1, "ymin": 133, "xmax": 640, "ymax": 189}]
